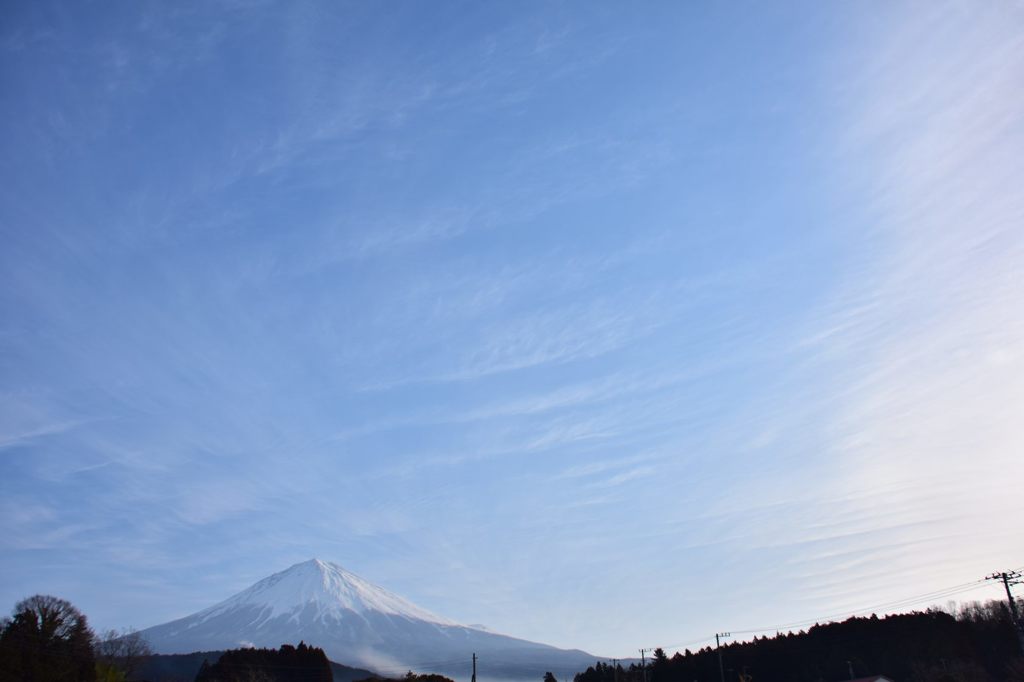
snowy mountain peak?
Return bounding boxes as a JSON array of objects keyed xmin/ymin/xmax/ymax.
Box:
[
  {"xmin": 139, "ymin": 559, "xmax": 598, "ymax": 679},
  {"xmin": 195, "ymin": 559, "xmax": 457, "ymax": 626}
]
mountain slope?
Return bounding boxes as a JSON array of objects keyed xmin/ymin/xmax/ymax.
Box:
[{"xmin": 138, "ymin": 559, "xmax": 598, "ymax": 680}]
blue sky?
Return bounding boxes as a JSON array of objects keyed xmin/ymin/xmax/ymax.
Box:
[{"xmin": 1, "ymin": 0, "xmax": 1022, "ymax": 660}]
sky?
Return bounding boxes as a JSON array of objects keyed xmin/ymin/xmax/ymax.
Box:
[{"xmin": 1, "ymin": 0, "xmax": 1023, "ymax": 661}]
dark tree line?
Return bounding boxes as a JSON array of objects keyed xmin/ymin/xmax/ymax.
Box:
[
  {"xmin": 573, "ymin": 602, "xmax": 1024, "ymax": 682},
  {"xmin": 194, "ymin": 642, "xmax": 332, "ymax": 682}
]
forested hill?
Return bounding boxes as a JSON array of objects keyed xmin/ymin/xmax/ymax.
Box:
[
  {"xmin": 574, "ymin": 602, "xmax": 1024, "ymax": 682},
  {"xmin": 195, "ymin": 642, "xmax": 331, "ymax": 682},
  {"xmin": 132, "ymin": 647, "xmax": 377, "ymax": 682}
]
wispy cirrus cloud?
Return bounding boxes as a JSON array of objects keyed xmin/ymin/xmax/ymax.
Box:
[{"xmin": 724, "ymin": 0, "xmax": 1024, "ymax": 620}]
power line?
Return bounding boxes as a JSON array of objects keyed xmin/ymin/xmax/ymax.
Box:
[
  {"xmin": 650, "ymin": 635, "xmax": 718, "ymax": 651},
  {"xmin": 985, "ymin": 570, "xmax": 1024, "ymax": 654},
  {"xmin": 714, "ymin": 633, "xmax": 729, "ymax": 682},
  {"xmin": 729, "ymin": 578, "xmax": 992, "ymax": 636}
]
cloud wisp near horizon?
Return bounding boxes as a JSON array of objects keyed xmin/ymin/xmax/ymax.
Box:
[{"xmin": 1, "ymin": 0, "xmax": 1022, "ymax": 658}]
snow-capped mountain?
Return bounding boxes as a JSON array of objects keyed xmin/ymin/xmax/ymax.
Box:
[
  {"xmin": 139, "ymin": 559, "xmax": 598, "ymax": 680},
  {"xmin": 184, "ymin": 559, "xmax": 456, "ymax": 627}
]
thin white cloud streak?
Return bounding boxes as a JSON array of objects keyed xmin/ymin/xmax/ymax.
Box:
[
  {"xmin": 351, "ymin": 261, "xmax": 755, "ymax": 393},
  {"xmin": 345, "ymin": 369, "xmax": 740, "ymax": 483},
  {"xmin": 283, "ymin": 125, "xmax": 679, "ymax": 284},
  {"xmin": 206, "ymin": 5, "xmax": 636, "ymax": 219},
  {"xmin": 0, "ymin": 419, "xmax": 86, "ymax": 452},
  {"xmin": 0, "ymin": 392, "xmax": 92, "ymax": 451},
  {"xmin": 354, "ymin": 302, "xmax": 653, "ymax": 390}
]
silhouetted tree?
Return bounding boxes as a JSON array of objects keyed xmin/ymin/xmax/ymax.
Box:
[
  {"xmin": 95, "ymin": 628, "xmax": 152, "ymax": 681},
  {"xmin": 650, "ymin": 647, "xmax": 668, "ymax": 682},
  {"xmin": 0, "ymin": 594, "xmax": 97, "ymax": 682},
  {"xmin": 544, "ymin": 671, "xmax": 558, "ymax": 682}
]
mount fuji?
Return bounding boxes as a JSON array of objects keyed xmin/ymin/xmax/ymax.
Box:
[{"xmin": 138, "ymin": 559, "xmax": 598, "ymax": 680}]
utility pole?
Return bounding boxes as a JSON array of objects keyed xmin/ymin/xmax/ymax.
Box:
[
  {"xmin": 612, "ymin": 659, "xmax": 618, "ymax": 682},
  {"xmin": 639, "ymin": 649, "xmax": 648, "ymax": 682},
  {"xmin": 472, "ymin": 653, "xmax": 477, "ymax": 682},
  {"xmin": 715, "ymin": 633, "xmax": 730, "ymax": 682},
  {"xmin": 987, "ymin": 571, "xmax": 1024, "ymax": 654}
]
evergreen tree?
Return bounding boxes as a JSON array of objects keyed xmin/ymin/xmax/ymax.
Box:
[{"xmin": 650, "ymin": 647, "xmax": 668, "ymax": 682}]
